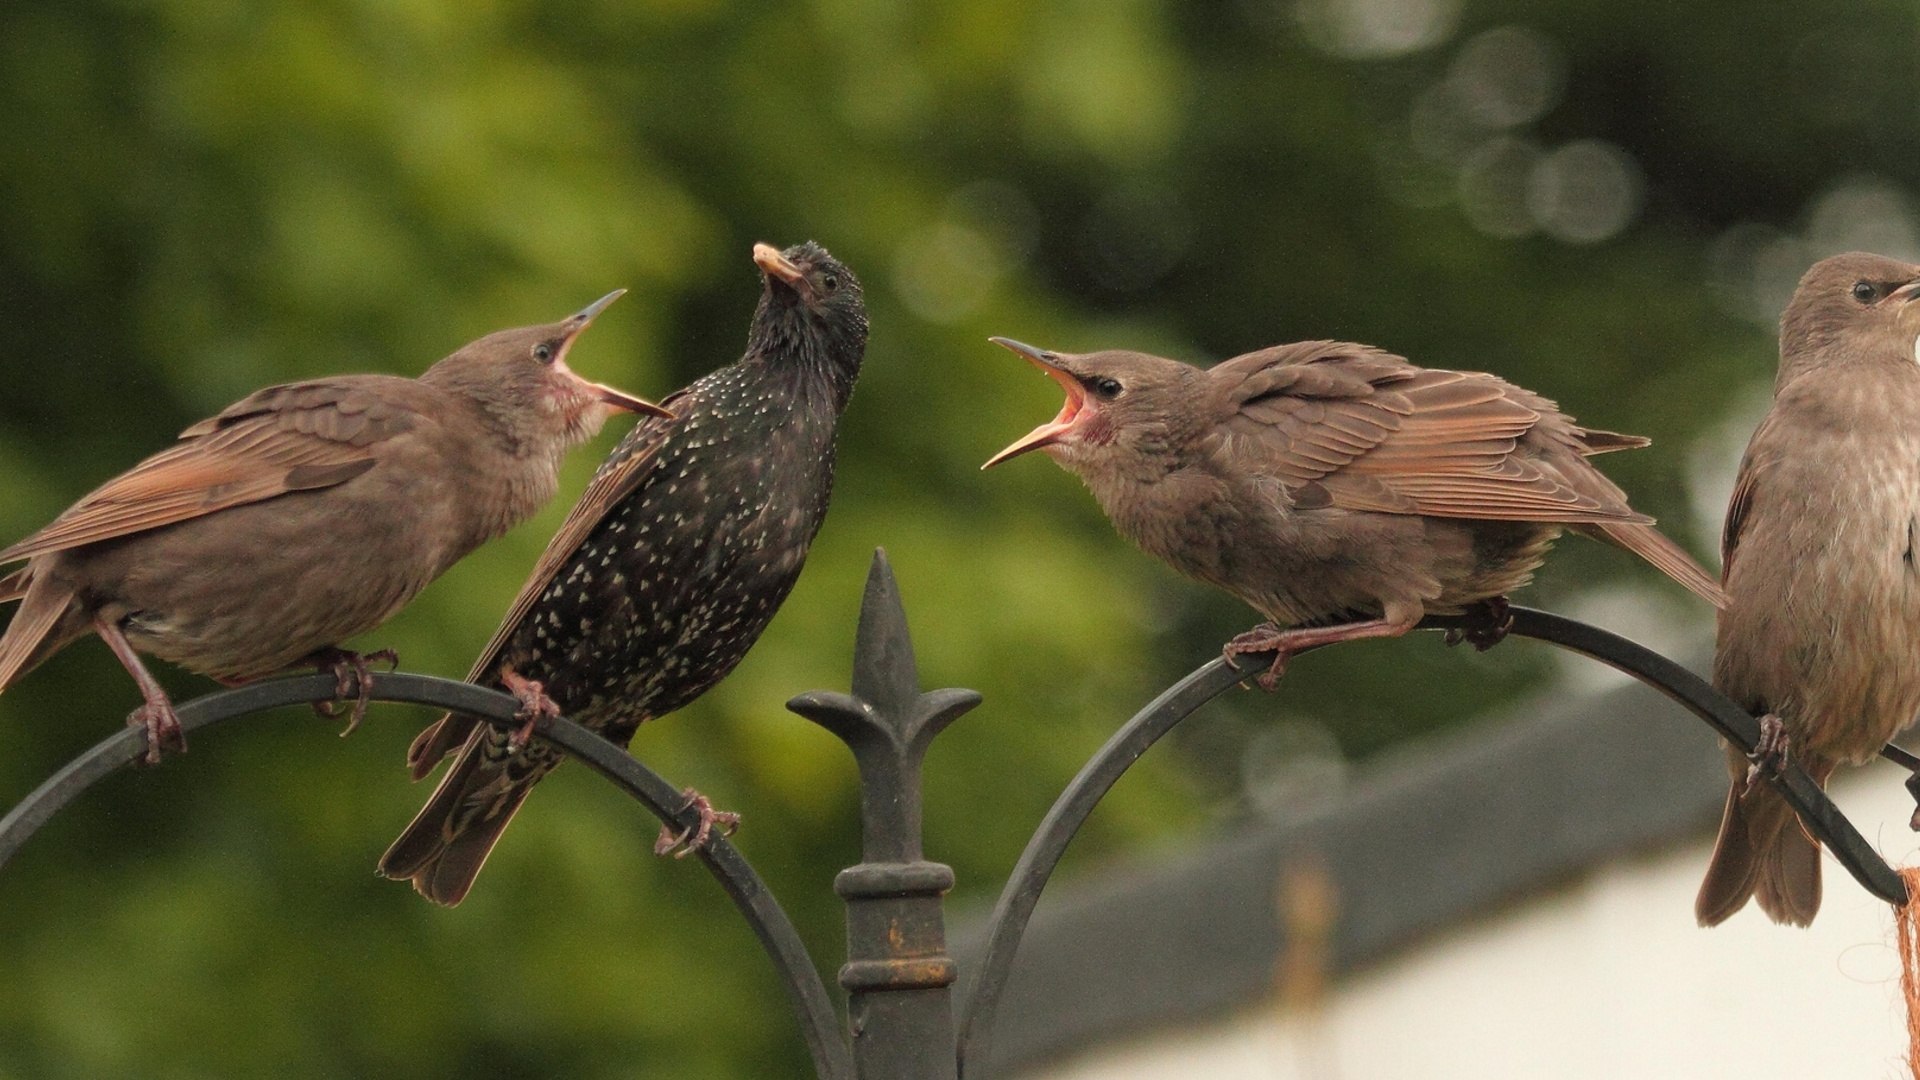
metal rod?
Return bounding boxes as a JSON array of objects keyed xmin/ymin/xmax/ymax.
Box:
[
  {"xmin": 954, "ymin": 652, "xmax": 1247, "ymax": 1076},
  {"xmin": 1881, "ymin": 743, "xmax": 1920, "ymax": 772},
  {"xmin": 6, "ymin": 599, "xmax": 1908, "ymax": 1080},
  {"xmin": 0, "ymin": 672, "xmax": 854, "ymax": 1080},
  {"xmin": 954, "ymin": 608, "xmax": 1909, "ymax": 1075},
  {"xmin": 1498, "ymin": 607, "xmax": 1904, "ymax": 902}
]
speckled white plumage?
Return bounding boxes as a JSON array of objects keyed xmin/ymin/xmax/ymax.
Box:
[{"xmin": 381, "ymin": 242, "xmax": 869, "ymax": 905}]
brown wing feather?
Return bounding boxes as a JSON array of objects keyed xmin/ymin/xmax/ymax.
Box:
[
  {"xmin": 406, "ymin": 400, "xmax": 683, "ymax": 778},
  {"xmin": 1217, "ymin": 344, "xmax": 1648, "ymax": 525},
  {"xmin": 0, "ymin": 567, "xmax": 28, "ymax": 603},
  {"xmin": 1588, "ymin": 521, "xmax": 1728, "ymax": 607},
  {"xmin": 1577, "ymin": 427, "xmax": 1652, "ymax": 455},
  {"xmin": 0, "ymin": 575, "xmax": 76, "ymax": 692},
  {"xmin": 177, "ymin": 379, "xmax": 413, "ymax": 443},
  {"xmin": 0, "ymin": 379, "xmax": 415, "ymax": 565},
  {"xmin": 1720, "ymin": 458, "xmax": 1760, "ymax": 581}
]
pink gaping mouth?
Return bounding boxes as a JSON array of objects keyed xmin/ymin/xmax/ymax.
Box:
[
  {"xmin": 982, "ymin": 338, "xmax": 1086, "ymax": 469},
  {"xmin": 554, "ymin": 289, "xmax": 673, "ymax": 419}
]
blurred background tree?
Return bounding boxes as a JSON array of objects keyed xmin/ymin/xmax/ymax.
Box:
[{"xmin": 0, "ymin": 0, "xmax": 1915, "ymax": 1076}]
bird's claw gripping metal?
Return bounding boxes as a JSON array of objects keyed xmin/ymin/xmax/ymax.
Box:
[
  {"xmin": 1742, "ymin": 712, "xmax": 1791, "ymax": 795},
  {"xmin": 653, "ymin": 787, "xmax": 741, "ymax": 859},
  {"xmin": 1223, "ymin": 623, "xmax": 1292, "ymax": 692},
  {"xmin": 499, "ymin": 670, "xmax": 561, "ymax": 754},
  {"xmin": 310, "ymin": 647, "xmax": 399, "ymax": 737},
  {"xmin": 126, "ymin": 700, "xmax": 186, "ymax": 766},
  {"xmin": 1443, "ymin": 597, "xmax": 1514, "ymax": 652}
]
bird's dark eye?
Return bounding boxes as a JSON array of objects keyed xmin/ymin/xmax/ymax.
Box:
[
  {"xmin": 821, "ymin": 274, "xmax": 840, "ymax": 293},
  {"xmin": 1090, "ymin": 377, "xmax": 1123, "ymax": 399},
  {"xmin": 1852, "ymin": 281, "xmax": 1880, "ymax": 304},
  {"xmin": 533, "ymin": 342, "xmax": 555, "ymax": 364}
]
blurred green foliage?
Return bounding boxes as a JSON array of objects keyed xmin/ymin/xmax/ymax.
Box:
[{"xmin": 1, "ymin": 0, "xmax": 1916, "ymax": 1075}]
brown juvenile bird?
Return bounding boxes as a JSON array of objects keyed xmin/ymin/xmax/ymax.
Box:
[
  {"xmin": 0, "ymin": 292, "xmax": 668, "ymax": 762},
  {"xmin": 983, "ymin": 337, "xmax": 1726, "ymax": 688},
  {"xmin": 1696, "ymin": 252, "xmax": 1920, "ymax": 928}
]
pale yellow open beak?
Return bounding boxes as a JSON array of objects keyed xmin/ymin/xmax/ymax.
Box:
[{"xmin": 982, "ymin": 337, "xmax": 1086, "ymax": 469}]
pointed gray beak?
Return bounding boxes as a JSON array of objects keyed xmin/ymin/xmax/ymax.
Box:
[
  {"xmin": 988, "ymin": 336, "xmax": 1067, "ymax": 370},
  {"xmin": 569, "ymin": 288, "xmax": 627, "ymax": 326}
]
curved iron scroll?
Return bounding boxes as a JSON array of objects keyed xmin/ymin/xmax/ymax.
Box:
[
  {"xmin": 953, "ymin": 606, "xmax": 1911, "ymax": 1076},
  {"xmin": 0, "ymin": 673, "xmax": 855, "ymax": 1080},
  {"xmin": 7, "ymin": 586, "xmax": 1912, "ymax": 1079}
]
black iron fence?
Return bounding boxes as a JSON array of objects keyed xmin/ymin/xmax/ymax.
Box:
[{"xmin": 0, "ymin": 549, "xmax": 1907, "ymax": 1079}]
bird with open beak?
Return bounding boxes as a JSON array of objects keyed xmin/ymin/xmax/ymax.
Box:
[
  {"xmin": 0, "ymin": 291, "xmax": 667, "ymax": 762},
  {"xmin": 1697, "ymin": 252, "xmax": 1920, "ymax": 927},
  {"xmin": 983, "ymin": 335, "xmax": 1726, "ymax": 690}
]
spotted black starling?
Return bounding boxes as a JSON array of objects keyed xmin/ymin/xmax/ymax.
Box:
[{"xmin": 379, "ymin": 241, "xmax": 868, "ymax": 905}]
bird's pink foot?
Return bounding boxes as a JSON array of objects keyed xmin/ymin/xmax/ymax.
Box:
[
  {"xmin": 1224, "ymin": 614, "xmax": 1421, "ymax": 692},
  {"xmin": 500, "ymin": 670, "xmax": 561, "ymax": 754},
  {"xmin": 1444, "ymin": 596, "xmax": 1513, "ymax": 652},
  {"xmin": 1223, "ymin": 623, "xmax": 1292, "ymax": 691},
  {"xmin": 94, "ymin": 616, "xmax": 187, "ymax": 764},
  {"xmin": 127, "ymin": 699, "xmax": 186, "ymax": 766},
  {"xmin": 653, "ymin": 787, "xmax": 740, "ymax": 859},
  {"xmin": 309, "ymin": 647, "xmax": 399, "ymax": 736},
  {"xmin": 1743, "ymin": 713, "xmax": 1790, "ymax": 794}
]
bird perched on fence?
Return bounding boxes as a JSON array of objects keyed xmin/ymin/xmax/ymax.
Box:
[
  {"xmin": 982, "ymin": 336, "xmax": 1726, "ymax": 689},
  {"xmin": 380, "ymin": 240, "xmax": 869, "ymax": 906},
  {"xmin": 1696, "ymin": 251, "xmax": 1920, "ymax": 928},
  {"xmin": 0, "ymin": 291, "xmax": 664, "ymax": 763}
]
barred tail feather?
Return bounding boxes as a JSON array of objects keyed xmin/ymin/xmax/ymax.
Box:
[
  {"xmin": 379, "ymin": 730, "xmax": 559, "ymax": 906},
  {"xmin": 405, "ymin": 711, "xmax": 481, "ymax": 781}
]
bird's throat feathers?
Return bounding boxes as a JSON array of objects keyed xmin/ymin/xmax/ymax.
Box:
[
  {"xmin": 1050, "ymin": 415, "xmax": 1191, "ymax": 501},
  {"xmin": 1042, "ymin": 410, "xmax": 1120, "ymax": 466},
  {"xmin": 747, "ymin": 296, "xmax": 868, "ymax": 409}
]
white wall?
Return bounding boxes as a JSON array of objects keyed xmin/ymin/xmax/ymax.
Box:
[{"xmin": 1034, "ymin": 761, "xmax": 1920, "ymax": 1080}]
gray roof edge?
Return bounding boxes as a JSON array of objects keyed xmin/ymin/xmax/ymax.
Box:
[{"xmin": 951, "ymin": 652, "xmax": 1729, "ymax": 1076}]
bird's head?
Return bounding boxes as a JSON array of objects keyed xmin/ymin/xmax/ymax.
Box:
[
  {"xmin": 748, "ymin": 241, "xmax": 869, "ymax": 398},
  {"xmin": 982, "ymin": 339, "xmax": 1203, "ymax": 473},
  {"xmin": 425, "ymin": 289, "xmax": 671, "ymax": 451},
  {"xmin": 1778, "ymin": 252, "xmax": 1920, "ymax": 386}
]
